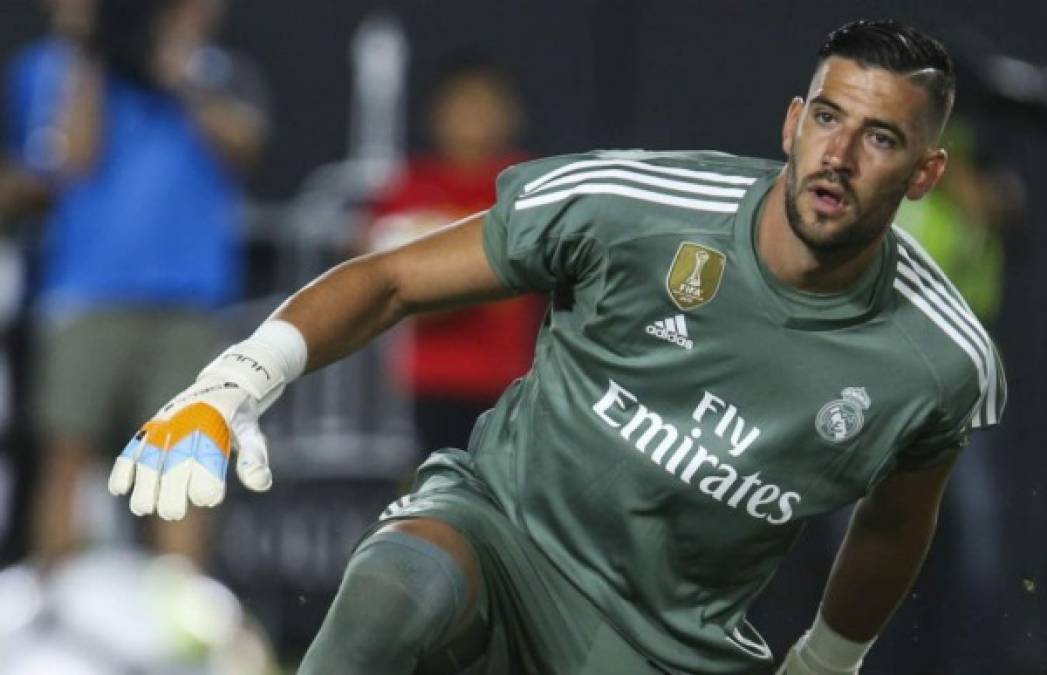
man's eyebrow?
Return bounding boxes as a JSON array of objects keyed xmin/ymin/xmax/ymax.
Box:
[
  {"xmin": 810, "ymin": 95, "xmax": 909, "ymax": 147},
  {"xmin": 810, "ymin": 95, "xmax": 844, "ymax": 114}
]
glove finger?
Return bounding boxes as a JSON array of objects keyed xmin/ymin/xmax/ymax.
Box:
[
  {"xmin": 235, "ymin": 427, "xmax": 272, "ymax": 492},
  {"xmin": 156, "ymin": 430, "xmax": 199, "ymax": 521},
  {"xmin": 158, "ymin": 461, "xmax": 192, "ymax": 521},
  {"xmin": 108, "ymin": 431, "xmax": 148, "ymax": 496},
  {"xmin": 129, "ymin": 430, "xmax": 170, "ymax": 516},
  {"xmin": 232, "ymin": 405, "xmax": 272, "ymax": 493},
  {"xmin": 188, "ymin": 427, "xmax": 231, "ymax": 508},
  {"xmin": 188, "ymin": 462, "xmax": 227, "ymax": 507},
  {"xmin": 129, "ymin": 464, "xmax": 161, "ymax": 516}
]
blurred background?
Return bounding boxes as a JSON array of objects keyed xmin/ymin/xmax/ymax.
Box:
[{"xmin": 0, "ymin": 0, "xmax": 1044, "ymax": 673}]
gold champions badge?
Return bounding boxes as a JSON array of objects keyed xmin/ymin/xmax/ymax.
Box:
[{"xmin": 666, "ymin": 242, "xmax": 726, "ymax": 310}]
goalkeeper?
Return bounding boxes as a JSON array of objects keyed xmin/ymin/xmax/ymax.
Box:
[{"xmin": 110, "ymin": 20, "xmax": 1005, "ymax": 675}]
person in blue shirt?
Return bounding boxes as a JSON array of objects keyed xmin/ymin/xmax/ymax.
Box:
[{"xmin": 3, "ymin": 0, "xmax": 268, "ymax": 570}]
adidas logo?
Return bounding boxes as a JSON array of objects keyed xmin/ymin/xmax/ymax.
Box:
[{"xmin": 646, "ymin": 314, "xmax": 693, "ymax": 350}]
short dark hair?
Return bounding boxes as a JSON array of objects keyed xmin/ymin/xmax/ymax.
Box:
[{"xmin": 819, "ymin": 20, "xmax": 956, "ymax": 136}]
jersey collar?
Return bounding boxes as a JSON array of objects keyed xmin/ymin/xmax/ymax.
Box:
[{"xmin": 732, "ymin": 174, "xmax": 898, "ymax": 331}]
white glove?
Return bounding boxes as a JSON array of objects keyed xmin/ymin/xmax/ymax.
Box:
[{"xmin": 108, "ymin": 320, "xmax": 307, "ymax": 520}]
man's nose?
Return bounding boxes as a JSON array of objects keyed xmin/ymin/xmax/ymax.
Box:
[{"xmin": 822, "ymin": 131, "xmax": 857, "ymax": 175}]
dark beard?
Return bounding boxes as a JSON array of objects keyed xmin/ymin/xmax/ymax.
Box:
[{"xmin": 783, "ymin": 157, "xmax": 900, "ymax": 256}]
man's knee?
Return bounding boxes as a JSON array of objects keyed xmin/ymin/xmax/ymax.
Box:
[
  {"xmin": 379, "ymin": 517, "xmax": 483, "ymax": 632},
  {"xmin": 299, "ymin": 518, "xmax": 482, "ymax": 675}
]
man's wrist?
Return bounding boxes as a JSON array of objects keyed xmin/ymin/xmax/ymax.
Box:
[
  {"xmin": 198, "ymin": 320, "xmax": 307, "ymax": 411},
  {"xmin": 250, "ymin": 320, "xmax": 308, "ymax": 379},
  {"xmin": 795, "ymin": 610, "xmax": 874, "ymax": 674}
]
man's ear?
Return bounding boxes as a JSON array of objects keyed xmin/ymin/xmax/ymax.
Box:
[
  {"xmin": 781, "ymin": 97, "xmax": 805, "ymax": 156},
  {"xmin": 906, "ymin": 148, "xmax": 948, "ymax": 200}
]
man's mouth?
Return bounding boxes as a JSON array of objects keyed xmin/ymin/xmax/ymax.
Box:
[{"xmin": 808, "ymin": 182, "xmax": 848, "ymax": 214}]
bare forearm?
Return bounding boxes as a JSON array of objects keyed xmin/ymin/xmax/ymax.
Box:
[
  {"xmin": 272, "ymin": 253, "xmax": 405, "ymax": 371},
  {"xmin": 271, "ymin": 213, "xmax": 513, "ymax": 372},
  {"xmin": 820, "ymin": 505, "xmax": 937, "ymax": 641}
]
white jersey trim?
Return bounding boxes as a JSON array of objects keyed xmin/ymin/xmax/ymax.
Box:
[
  {"xmin": 529, "ymin": 168, "xmax": 747, "ymax": 200},
  {"xmin": 726, "ymin": 626, "xmax": 773, "ymax": 660},
  {"xmin": 380, "ymin": 494, "xmax": 414, "ymax": 520},
  {"xmin": 515, "ymin": 183, "xmax": 739, "ymax": 214},
  {"xmin": 896, "ymin": 258, "xmax": 999, "ymax": 426},
  {"xmin": 892, "ymin": 227, "xmax": 1001, "ymax": 427},
  {"xmin": 893, "ymin": 227, "xmax": 978, "ymax": 314},
  {"xmin": 522, "ymin": 158, "xmax": 758, "ymax": 194},
  {"xmin": 894, "ymin": 278, "xmax": 989, "ymax": 425}
]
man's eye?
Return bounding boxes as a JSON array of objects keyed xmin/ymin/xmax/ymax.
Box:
[
  {"xmin": 814, "ymin": 111, "xmax": 835, "ymax": 124},
  {"xmin": 870, "ymin": 132, "xmax": 897, "ymax": 148}
]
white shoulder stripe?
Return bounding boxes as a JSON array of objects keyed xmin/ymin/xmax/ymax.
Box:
[
  {"xmin": 895, "ymin": 236, "xmax": 1001, "ymax": 425},
  {"xmin": 894, "ymin": 226, "xmax": 978, "ymax": 313},
  {"xmin": 514, "ymin": 183, "xmax": 739, "ymax": 214},
  {"xmin": 529, "ymin": 168, "xmax": 748, "ymax": 199},
  {"xmin": 897, "ymin": 245, "xmax": 985, "ymax": 345},
  {"xmin": 523, "ymin": 158, "xmax": 758, "ymax": 194},
  {"xmin": 897, "ymin": 255, "xmax": 999, "ymax": 424},
  {"xmin": 896, "ymin": 262, "xmax": 990, "ymax": 363},
  {"xmin": 380, "ymin": 494, "xmax": 414, "ymax": 519},
  {"xmin": 894, "ymin": 278, "xmax": 998, "ymax": 426},
  {"xmin": 897, "ymin": 261, "xmax": 999, "ymax": 425}
]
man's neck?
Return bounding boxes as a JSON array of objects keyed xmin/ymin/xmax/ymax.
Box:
[{"xmin": 756, "ymin": 175, "xmax": 884, "ymax": 294}]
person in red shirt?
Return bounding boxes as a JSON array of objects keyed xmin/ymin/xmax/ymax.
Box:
[{"xmin": 369, "ymin": 63, "xmax": 542, "ymax": 451}]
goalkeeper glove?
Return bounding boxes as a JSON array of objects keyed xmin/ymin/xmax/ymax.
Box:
[{"xmin": 108, "ymin": 320, "xmax": 307, "ymax": 520}]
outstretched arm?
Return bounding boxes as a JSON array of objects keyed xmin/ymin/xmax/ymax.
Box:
[
  {"xmin": 109, "ymin": 210, "xmax": 517, "ymax": 519},
  {"xmin": 275, "ymin": 210, "xmax": 516, "ymax": 370},
  {"xmin": 779, "ymin": 454, "xmax": 956, "ymax": 674}
]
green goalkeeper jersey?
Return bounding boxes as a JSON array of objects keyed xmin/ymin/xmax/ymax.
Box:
[{"xmin": 468, "ymin": 149, "xmax": 1006, "ymax": 673}]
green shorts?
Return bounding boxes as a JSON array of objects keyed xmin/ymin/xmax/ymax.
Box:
[
  {"xmin": 32, "ymin": 309, "xmax": 221, "ymax": 446},
  {"xmin": 361, "ymin": 449, "xmax": 670, "ymax": 675}
]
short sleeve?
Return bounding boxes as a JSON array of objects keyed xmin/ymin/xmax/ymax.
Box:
[
  {"xmin": 894, "ymin": 407, "xmax": 969, "ymax": 471},
  {"xmin": 483, "ymin": 154, "xmax": 603, "ymax": 293},
  {"xmin": 895, "ymin": 340, "xmax": 1007, "ymax": 471}
]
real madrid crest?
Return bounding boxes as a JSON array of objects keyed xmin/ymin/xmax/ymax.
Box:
[
  {"xmin": 815, "ymin": 387, "xmax": 872, "ymax": 443},
  {"xmin": 666, "ymin": 242, "xmax": 726, "ymax": 310}
]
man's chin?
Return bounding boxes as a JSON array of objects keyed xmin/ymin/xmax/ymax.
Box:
[{"xmin": 789, "ymin": 218, "xmax": 857, "ymax": 253}]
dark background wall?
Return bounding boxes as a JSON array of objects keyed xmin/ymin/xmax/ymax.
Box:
[{"xmin": 1, "ymin": 0, "xmax": 1045, "ymax": 669}]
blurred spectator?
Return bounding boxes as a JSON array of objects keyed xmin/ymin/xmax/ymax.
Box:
[
  {"xmin": 3, "ymin": 0, "xmax": 268, "ymax": 571},
  {"xmin": 0, "ymin": 0, "xmax": 94, "ymax": 572},
  {"xmin": 2, "ymin": 0, "xmax": 101, "ymax": 223},
  {"xmin": 368, "ymin": 63, "xmax": 543, "ymax": 452}
]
